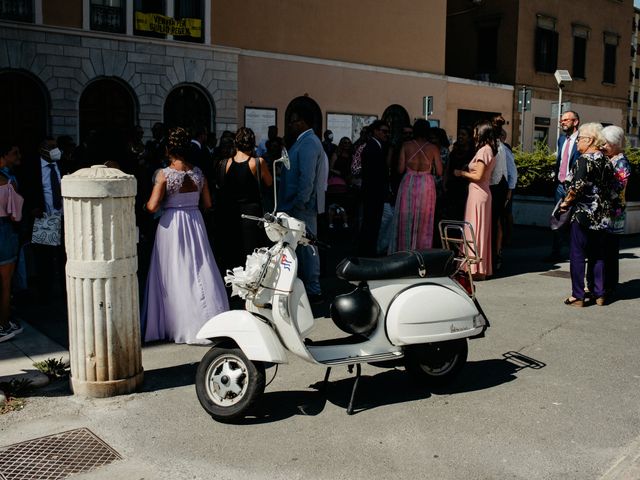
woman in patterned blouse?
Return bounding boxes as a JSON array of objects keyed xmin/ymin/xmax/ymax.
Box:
[
  {"xmin": 559, "ymin": 123, "xmax": 614, "ymax": 307},
  {"xmin": 601, "ymin": 125, "xmax": 631, "ymax": 296}
]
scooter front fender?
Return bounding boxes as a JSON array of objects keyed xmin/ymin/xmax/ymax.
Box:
[{"xmin": 196, "ymin": 310, "xmax": 288, "ymax": 364}]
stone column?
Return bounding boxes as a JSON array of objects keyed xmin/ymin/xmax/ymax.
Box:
[{"xmin": 61, "ymin": 165, "xmax": 143, "ymax": 397}]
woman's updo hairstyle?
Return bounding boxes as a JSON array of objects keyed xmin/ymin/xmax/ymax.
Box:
[
  {"xmin": 167, "ymin": 127, "xmax": 190, "ymax": 159},
  {"xmin": 491, "ymin": 115, "xmax": 506, "ymax": 138},
  {"xmin": 235, "ymin": 127, "xmax": 256, "ymax": 155}
]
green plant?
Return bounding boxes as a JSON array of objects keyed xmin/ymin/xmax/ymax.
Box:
[
  {"xmin": 513, "ymin": 141, "xmax": 557, "ymax": 196},
  {"xmin": 33, "ymin": 357, "xmax": 70, "ymax": 379},
  {"xmin": 0, "ymin": 378, "xmax": 33, "ymax": 414}
]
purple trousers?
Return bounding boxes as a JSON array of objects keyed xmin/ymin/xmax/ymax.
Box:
[{"xmin": 570, "ymin": 221, "xmax": 606, "ymax": 299}]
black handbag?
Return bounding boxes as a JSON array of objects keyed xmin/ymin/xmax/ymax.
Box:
[{"xmin": 550, "ymin": 198, "xmax": 573, "ymax": 231}]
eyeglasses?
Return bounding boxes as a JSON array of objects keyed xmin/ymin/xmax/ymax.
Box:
[
  {"xmin": 561, "ymin": 118, "xmax": 577, "ymax": 123},
  {"xmin": 576, "ymin": 136, "xmax": 592, "ymax": 141}
]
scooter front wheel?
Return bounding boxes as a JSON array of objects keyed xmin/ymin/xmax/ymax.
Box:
[
  {"xmin": 195, "ymin": 346, "xmax": 265, "ymax": 422},
  {"xmin": 404, "ymin": 339, "xmax": 468, "ymax": 386}
]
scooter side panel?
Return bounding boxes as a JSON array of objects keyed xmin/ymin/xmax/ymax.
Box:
[
  {"xmin": 386, "ymin": 284, "xmax": 483, "ymax": 345},
  {"xmin": 196, "ymin": 310, "xmax": 288, "ymax": 363}
]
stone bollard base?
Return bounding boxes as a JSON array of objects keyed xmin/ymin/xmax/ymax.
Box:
[{"xmin": 71, "ymin": 370, "xmax": 144, "ymax": 398}]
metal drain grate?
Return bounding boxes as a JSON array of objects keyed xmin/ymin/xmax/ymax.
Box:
[
  {"xmin": 540, "ymin": 270, "xmax": 571, "ymax": 279},
  {"xmin": 0, "ymin": 428, "xmax": 122, "ymax": 480}
]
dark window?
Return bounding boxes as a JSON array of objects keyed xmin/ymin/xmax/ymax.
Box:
[
  {"xmin": 91, "ymin": 0, "xmax": 125, "ymax": 33},
  {"xmin": 573, "ymin": 36, "xmax": 587, "ymax": 79},
  {"xmin": 164, "ymin": 85, "xmax": 213, "ymax": 132},
  {"xmin": 174, "ymin": 0, "xmax": 204, "ymax": 43},
  {"xmin": 634, "ymin": 91, "xmax": 638, "ymax": 103},
  {"xmin": 633, "ymin": 117, "xmax": 638, "ymax": 127},
  {"xmin": 603, "ymin": 43, "xmax": 617, "ymax": 84},
  {"xmin": 0, "ymin": 0, "xmax": 33, "ymax": 22},
  {"xmin": 134, "ymin": 0, "xmax": 166, "ymax": 38},
  {"xmin": 635, "ymin": 67, "xmax": 639, "ymax": 79},
  {"xmin": 535, "ymin": 27, "xmax": 558, "ymax": 73},
  {"xmin": 477, "ymin": 25, "xmax": 498, "ymax": 73}
]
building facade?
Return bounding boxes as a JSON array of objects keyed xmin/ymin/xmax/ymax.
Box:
[
  {"xmin": 0, "ymin": 0, "xmax": 235, "ymax": 159},
  {"xmin": 1, "ymin": 0, "xmax": 515, "ymax": 157},
  {"xmin": 447, "ymin": 0, "xmax": 633, "ymax": 150}
]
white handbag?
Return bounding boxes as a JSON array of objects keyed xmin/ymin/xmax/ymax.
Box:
[{"xmin": 31, "ymin": 212, "xmax": 63, "ymax": 246}]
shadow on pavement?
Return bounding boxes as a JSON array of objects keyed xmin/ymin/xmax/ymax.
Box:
[{"xmin": 141, "ymin": 363, "xmax": 198, "ymax": 392}]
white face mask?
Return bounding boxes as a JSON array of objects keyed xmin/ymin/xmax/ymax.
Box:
[
  {"xmin": 327, "ymin": 134, "xmax": 333, "ymax": 142},
  {"xmin": 49, "ymin": 148, "xmax": 62, "ymax": 162}
]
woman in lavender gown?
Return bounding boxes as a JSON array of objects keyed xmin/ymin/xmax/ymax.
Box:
[{"xmin": 142, "ymin": 127, "xmax": 229, "ymax": 344}]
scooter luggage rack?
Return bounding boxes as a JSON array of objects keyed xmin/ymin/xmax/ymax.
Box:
[{"xmin": 438, "ymin": 220, "xmax": 481, "ymax": 294}]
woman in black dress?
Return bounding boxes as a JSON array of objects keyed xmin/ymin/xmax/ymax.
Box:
[{"xmin": 214, "ymin": 127, "xmax": 273, "ymax": 276}]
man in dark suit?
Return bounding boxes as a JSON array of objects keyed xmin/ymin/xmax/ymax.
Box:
[
  {"xmin": 21, "ymin": 137, "xmax": 66, "ymax": 302},
  {"xmin": 547, "ymin": 110, "xmax": 580, "ymax": 261},
  {"xmin": 358, "ymin": 120, "xmax": 390, "ymax": 257}
]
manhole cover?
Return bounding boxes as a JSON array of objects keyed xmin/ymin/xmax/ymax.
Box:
[
  {"xmin": 0, "ymin": 428, "xmax": 122, "ymax": 480},
  {"xmin": 540, "ymin": 270, "xmax": 571, "ymax": 279}
]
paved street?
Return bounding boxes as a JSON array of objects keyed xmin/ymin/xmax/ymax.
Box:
[{"xmin": 1, "ymin": 226, "xmax": 639, "ymax": 479}]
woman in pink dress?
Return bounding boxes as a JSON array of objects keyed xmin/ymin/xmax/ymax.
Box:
[
  {"xmin": 388, "ymin": 119, "xmax": 443, "ymax": 253},
  {"xmin": 454, "ymin": 121, "xmax": 497, "ymax": 280}
]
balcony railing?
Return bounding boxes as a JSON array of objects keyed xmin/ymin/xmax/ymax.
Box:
[
  {"xmin": 0, "ymin": 0, "xmax": 34, "ymax": 22},
  {"xmin": 91, "ymin": 4, "xmax": 125, "ymax": 33}
]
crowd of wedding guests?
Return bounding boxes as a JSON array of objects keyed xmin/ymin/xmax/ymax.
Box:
[{"xmin": 0, "ymin": 112, "xmax": 631, "ymax": 344}]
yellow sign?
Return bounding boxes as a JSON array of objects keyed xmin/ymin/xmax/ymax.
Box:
[{"xmin": 135, "ymin": 12, "xmax": 202, "ymax": 38}]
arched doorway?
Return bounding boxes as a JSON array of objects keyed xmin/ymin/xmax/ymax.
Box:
[
  {"xmin": 284, "ymin": 96, "xmax": 322, "ymax": 147},
  {"xmin": 79, "ymin": 78, "xmax": 137, "ymax": 163},
  {"xmin": 0, "ymin": 70, "xmax": 49, "ymax": 160},
  {"xmin": 382, "ymin": 104, "xmax": 411, "ymax": 150},
  {"xmin": 164, "ymin": 84, "xmax": 214, "ymax": 133}
]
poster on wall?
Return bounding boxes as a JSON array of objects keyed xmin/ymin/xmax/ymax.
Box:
[
  {"xmin": 244, "ymin": 107, "xmax": 277, "ymax": 146},
  {"xmin": 327, "ymin": 113, "xmax": 378, "ymax": 142}
]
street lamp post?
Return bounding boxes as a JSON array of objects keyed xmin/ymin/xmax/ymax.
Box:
[{"xmin": 554, "ymin": 70, "xmax": 572, "ymax": 143}]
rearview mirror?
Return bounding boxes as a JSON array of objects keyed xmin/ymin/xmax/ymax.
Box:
[{"xmin": 271, "ymin": 147, "xmax": 290, "ymax": 214}]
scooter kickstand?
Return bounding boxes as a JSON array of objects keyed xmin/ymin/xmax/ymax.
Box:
[
  {"xmin": 346, "ymin": 364, "xmax": 361, "ymax": 415},
  {"xmin": 321, "ymin": 367, "xmax": 332, "ymax": 392}
]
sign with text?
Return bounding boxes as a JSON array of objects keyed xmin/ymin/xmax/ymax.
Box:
[
  {"xmin": 327, "ymin": 113, "xmax": 378, "ymax": 142},
  {"xmin": 135, "ymin": 12, "xmax": 202, "ymax": 38},
  {"xmin": 244, "ymin": 107, "xmax": 277, "ymax": 145}
]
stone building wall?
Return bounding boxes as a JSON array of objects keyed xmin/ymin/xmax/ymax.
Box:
[{"xmin": 0, "ymin": 23, "xmax": 238, "ymax": 140}]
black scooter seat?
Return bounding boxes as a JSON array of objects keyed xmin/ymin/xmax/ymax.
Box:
[{"xmin": 336, "ymin": 249, "xmax": 456, "ymax": 281}]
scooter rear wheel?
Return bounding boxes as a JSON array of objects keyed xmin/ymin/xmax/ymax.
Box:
[
  {"xmin": 195, "ymin": 346, "xmax": 265, "ymax": 422},
  {"xmin": 404, "ymin": 339, "xmax": 468, "ymax": 386}
]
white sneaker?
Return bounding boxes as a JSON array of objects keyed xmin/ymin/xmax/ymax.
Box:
[
  {"xmin": 0, "ymin": 326, "xmax": 16, "ymax": 343},
  {"xmin": 9, "ymin": 321, "xmax": 23, "ymax": 335}
]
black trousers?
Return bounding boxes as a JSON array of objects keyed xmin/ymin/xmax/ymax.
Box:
[{"xmin": 358, "ymin": 192, "xmax": 385, "ymax": 257}]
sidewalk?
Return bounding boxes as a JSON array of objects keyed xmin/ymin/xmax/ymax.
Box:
[{"xmin": 0, "ymin": 225, "xmax": 639, "ymax": 479}]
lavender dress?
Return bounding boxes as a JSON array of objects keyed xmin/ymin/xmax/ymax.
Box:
[{"xmin": 142, "ymin": 167, "xmax": 229, "ymax": 344}]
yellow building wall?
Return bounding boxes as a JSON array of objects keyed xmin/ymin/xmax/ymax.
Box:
[
  {"xmin": 238, "ymin": 55, "xmax": 513, "ymax": 138},
  {"xmin": 214, "ymin": 0, "xmax": 446, "ymax": 74}
]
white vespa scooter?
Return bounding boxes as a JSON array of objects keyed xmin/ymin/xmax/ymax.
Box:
[{"xmin": 195, "ymin": 150, "xmax": 489, "ymax": 422}]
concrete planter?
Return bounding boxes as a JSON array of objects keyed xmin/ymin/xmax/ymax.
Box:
[{"xmin": 513, "ymin": 195, "xmax": 640, "ymax": 234}]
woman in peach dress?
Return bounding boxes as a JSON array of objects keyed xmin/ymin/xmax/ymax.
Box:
[{"xmin": 454, "ymin": 121, "xmax": 497, "ymax": 280}]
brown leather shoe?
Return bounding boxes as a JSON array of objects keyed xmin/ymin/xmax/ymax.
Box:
[{"xmin": 564, "ymin": 297, "xmax": 584, "ymax": 307}]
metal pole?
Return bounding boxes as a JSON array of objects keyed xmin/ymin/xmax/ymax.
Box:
[{"xmin": 556, "ymin": 86, "xmax": 563, "ymax": 146}]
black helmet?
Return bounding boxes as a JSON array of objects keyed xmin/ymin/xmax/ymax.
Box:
[{"xmin": 330, "ymin": 283, "xmax": 380, "ymax": 335}]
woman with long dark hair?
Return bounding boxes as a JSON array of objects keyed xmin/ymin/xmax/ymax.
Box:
[
  {"xmin": 214, "ymin": 127, "xmax": 273, "ymax": 276},
  {"xmin": 388, "ymin": 119, "xmax": 443, "ymax": 252},
  {"xmin": 142, "ymin": 127, "xmax": 228, "ymax": 344},
  {"xmin": 454, "ymin": 121, "xmax": 498, "ymax": 280},
  {"xmin": 445, "ymin": 126, "xmax": 475, "ymax": 221}
]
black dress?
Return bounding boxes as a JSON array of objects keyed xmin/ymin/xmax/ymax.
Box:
[{"xmin": 214, "ymin": 158, "xmax": 267, "ymax": 275}]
